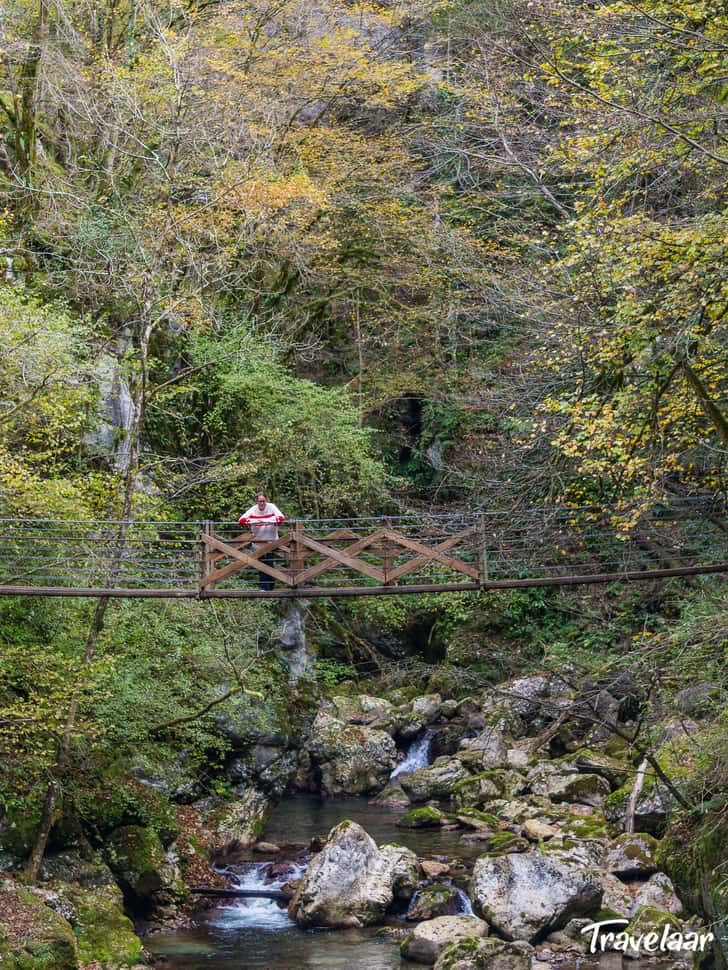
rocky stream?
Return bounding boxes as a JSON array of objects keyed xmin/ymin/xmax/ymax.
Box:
[{"xmin": 1, "ymin": 664, "xmax": 716, "ymax": 970}]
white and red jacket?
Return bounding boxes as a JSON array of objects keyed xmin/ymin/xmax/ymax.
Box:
[{"xmin": 239, "ymin": 503, "xmax": 285, "ymax": 543}]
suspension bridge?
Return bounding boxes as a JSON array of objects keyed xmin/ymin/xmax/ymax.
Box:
[{"xmin": 0, "ymin": 499, "xmax": 725, "ymax": 599}]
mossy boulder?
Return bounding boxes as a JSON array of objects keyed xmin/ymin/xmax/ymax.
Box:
[
  {"xmin": 398, "ymin": 805, "xmax": 445, "ymax": 829},
  {"xmin": 330, "ymin": 694, "xmax": 398, "ymax": 732},
  {"xmin": 406, "ymin": 883, "xmax": 462, "ymax": 921},
  {"xmin": 606, "ymin": 832, "xmax": 659, "ymax": 877},
  {"xmin": 546, "ymin": 772, "xmax": 611, "ymax": 809},
  {"xmin": 452, "ymin": 770, "xmax": 522, "ymax": 811},
  {"xmin": 104, "ymin": 824, "xmax": 184, "ymax": 915},
  {"xmin": 604, "ymin": 781, "xmax": 668, "ymax": 835},
  {"xmin": 401, "ymin": 915, "xmax": 488, "ymax": 965},
  {"xmin": 0, "ymin": 885, "xmax": 79, "ymax": 970},
  {"xmin": 401, "ymin": 758, "xmax": 470, "ymax": 803},
  {"xmin": 623, "ymin": 905, "xmax": 684, "ymax": 952},
  {"xmin": 39, "ymin": 850, "xmax": 116, "ymax": 889},
  {"xmin": 434, "ymin": 937, "xmax": 533, "ymax": 970},
  {"xmin": 62, "ymin": 885, "xmax": 142, "ymax": 968}
]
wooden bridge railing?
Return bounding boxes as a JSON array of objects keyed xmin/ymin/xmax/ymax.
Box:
[{"xmin": 0, "ymin": 500, "xmax": 725, "ymax": 598}]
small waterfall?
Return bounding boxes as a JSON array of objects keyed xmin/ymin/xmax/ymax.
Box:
[
  {"xmin": 390, "ymin": 730, "xmax": 434, "ymax": 780},
  {"xmin": 453, "ymin": 886, "xmax": 474, "ymax": 916},
  {"xmin": 208, "ymin": 860, "xmax": 305, "ymax": 931}
]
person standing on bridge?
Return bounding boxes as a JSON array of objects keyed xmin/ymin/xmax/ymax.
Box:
[{"xmin": 239, "ymin": 492, "xmax": 286, "ymax": 591}]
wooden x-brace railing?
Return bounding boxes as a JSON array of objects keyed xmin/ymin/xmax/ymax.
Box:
[{"xmin": 199, "ymin": 523, "xmax": 478, "ymax": 593}]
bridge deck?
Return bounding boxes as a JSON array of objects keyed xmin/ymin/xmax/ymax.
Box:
[{"xmin": 0, "ymin": 501, "xmax": 725, "ymax": 599}]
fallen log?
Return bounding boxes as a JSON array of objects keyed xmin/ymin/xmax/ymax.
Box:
[{"xmin": 189, "ymin": 887, "xmax": 293, "ymax": 901}]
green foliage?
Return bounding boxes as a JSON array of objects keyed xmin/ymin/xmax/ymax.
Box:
[{"xmin": 313, "ymin": 658, "xmax": 358, "ymax": 692}]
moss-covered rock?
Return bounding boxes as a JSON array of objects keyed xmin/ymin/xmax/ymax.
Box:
[
  {"xmin": 546, "ymin": 772, "xmax": 611, "ymax": 808},
  {"xmin": 434, "ymin": 936, "xmax": 533, "ymax": 970},
  {"xmin": 484, "ymin": 831, "xmax": 529, "ymax": 855},
  {"xmin": 604, "ymin": 780, "xmax": 669, "ymax": 835},
  {"xmin": 62, "ymin": 885, "xmax": 142, "ymax": 968},
  {"xmin": 606, "ymin": 832, "xmax": 659, "ymax": 877},
  {"xmin": 572, "ymin": 750, "xmax": 631, "ymax": 789},
  {"xmin": 306, "ymin": 710, "xmax": 397, "ymax": 795},
  {"xmin": 401, "ymin": 915, "xmax": 488, "ymax": 964},
  {"xmin": 398, "ymin": 805, "xmax": 445, "ymax": 828},
  {"xmin": 401, "ymin": 758, "xmax": 470, "ymax": 803},
  {"xmin": 452, "ymin": 770, "xmax": 522, "ymax": 811},
  {"xmin": 0, "ymin": 885, "xmax": 79, "ymax": 970},
  {"xmin": 406, "ymin": 883, "xmax": 462, "ymax": 921},
  {"xmin": 104, "ymin": 824, "xmax": 185, "ymax": 916}
]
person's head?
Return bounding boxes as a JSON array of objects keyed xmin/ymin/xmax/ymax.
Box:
[{"xmin": 256, "ymin": 492, "xmax": 267, "ymax": 510}]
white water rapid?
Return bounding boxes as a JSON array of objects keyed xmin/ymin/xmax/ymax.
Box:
[{"xmin": 208, "ymin": 861, "xmax": 305, "ymax": 931}]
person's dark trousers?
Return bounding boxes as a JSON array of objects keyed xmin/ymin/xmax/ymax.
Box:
[{"xmin": 258, "ymin": 552, "xmax": 275, "ymax": 591}]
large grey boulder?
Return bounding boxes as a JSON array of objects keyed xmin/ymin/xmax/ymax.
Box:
[
  {"xmin": 307, "ymin": 710, "xmax": 396, "ymax": 795},
  {"xmin": 290, "ymin": 821, "xmax": 418, "ymax": 927},
  {"xmin": 434, "ymin": 937, "xmax": 534, "ymax": 970},
  {"xmin": 401, "ymin": 757, "xmax": 470, "ymax": 802},
  {"xmin": 401, "ymin": 915, "xmax": 488, "ymax": 965},
  {"xmin": 470, "ymin": 851, "xmax": 602, "ymax": 942}
]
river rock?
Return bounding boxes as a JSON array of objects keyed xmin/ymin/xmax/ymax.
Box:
[
  {"xmin": 606, "ymin": 833, "xmax": 659, "ymax": 877},
  {"xmin": 398, "ymin": 805, "xmax": 446, "ymax": 828},
  {"xmin": 458, "ymin": 727, "xmax": 509, "ymax": 769},
  {"xmin": 401, "ymin": 757, "xmax": 470, "ymax": 802},
  {"xmin": 407, "ymin": 883, "xmax": 463, "ymax": 920},
  {"xmin": 523, "ymin": 819, "xmax": 561, "ymax": 841},
  {"xmin": 632, "ymin": 872, "xmax": 683, "ymax": 914},
  {"xmin": 307, "ymin": 711, "xmax": 396, "ymax": 795},
  {"xmin": 290, "ymin": 821, "xmax": 419, "ymax": 927},
  {"xmin": 470, "ymin": 851, "xmax": 602, "ymax": 941},
  {"xmin": 599, "ymin": 872, "xmax": 634, "ymax": 918},
  {"xmin": 412, "ymin": 694, "xmax": 443, "ymax": 724},
  {"xmin": 545, "ymin": 836, "xmax": 606, "ymax": 869},
  {"xmin": 401, "ymin": 915, "xmax": 488, "ymax": 964},
  {"xmin": 330, "ymin": 694, "xmax": 397, "ymax": 731},
  {"xmin": 216, "ymin": 787, "xmax": 271, "ymax": 847},
  {"xmin": 453, "ymin": 770, "xmax": 523, "ymax": 810},
  {"xmin": 434, "ymin": 937, "xmax": 534, "ymax": 970},
  {"xmin": 421, "ymin": 860, "xmax": 451, "ymax": 880}
]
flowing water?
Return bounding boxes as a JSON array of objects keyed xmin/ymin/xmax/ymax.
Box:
[
  {"xmin": 390, "ymin": 730, "xmax": 433, "ymax": 780},
  {"xmin": 147, "ymin": 797, "xmax": 662, "ymax": 970}
]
